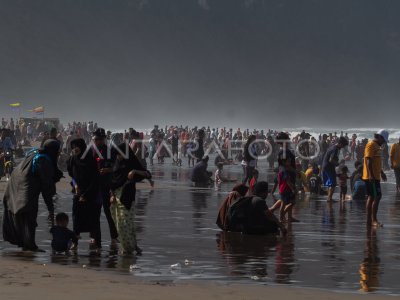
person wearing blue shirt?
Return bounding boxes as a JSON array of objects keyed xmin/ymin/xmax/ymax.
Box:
[{"xmin": 321, "ymin": 137, "xmax": 348, "ymax": 202}]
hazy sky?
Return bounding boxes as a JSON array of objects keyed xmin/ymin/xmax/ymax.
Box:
[{"xmin": 1, "ymin": 0, "xmax": 400, "ymax": 130}]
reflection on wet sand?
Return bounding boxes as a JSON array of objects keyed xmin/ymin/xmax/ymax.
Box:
[
  {"xmin": 191, "ymin": 190, "xmax": 210, "ymax": 234},
  {"xmin": 275, "ymin": 226, "xmax": 296, "ymax": 284},
  {"xmin": 135, "ymin": 190, "xmax": 152, "ymax": 235},
  {"xmin": 48, "ymin": 249, "xmax": 137, "ymax": 272},
  {"xmin": 216, "ymin": 231, "xmax": 277, "ymax": 278},
  {"xmin": 359, "ymin": 228, "xmax": 380, "ymax": 292}
]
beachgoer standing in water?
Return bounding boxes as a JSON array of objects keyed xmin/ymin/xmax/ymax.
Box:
[
  {"xmin": 110, "ymin": 143, "xmax": 151, "ymax": 255},
  {"xmin": 363, "ymin": 130, "xmax": 389, "ymax": 227},
  {"xmin": 274, "ymin": 132, "xmax": 299, "ymax": 222},
  {"xmin": 3, "ymin": 140, "xmax": 62, "ymax": 251},
  {"xmin": 390, "ymin": 137, "xmax": 400, "ymax": 193},
  {"xmin": 91, "ymin": 128, "xmax": 118, "ymax": 248},
  {"xmin": 241, "ymin": 135, "xmax": 257, "ymax": 184},
  {"xmin": 193, "ymin": 129, "xmax": 205, "ymax": 163},
  {"xmin": 321, "ymin": 137, "xmax": 349, "ymax": 202},
  {"xmin": 67, "ymin": 138, "xmax": 100, "ymax": 250}
]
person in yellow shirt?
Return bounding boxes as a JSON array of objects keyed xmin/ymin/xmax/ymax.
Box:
[
  {"xmin": 304, "ymin": 164, "xmax": 314, "ymax": 180},
  {"xmin": 295, "ymin": 163, "xmax": 309, "ymax": 193},
  {"xmin": 390, "ymin": 138, "xmax": 400, "ymax": 193},
  {"xmin": 362, "ymin": 129, "xmax": 388, "ymax": 228}
]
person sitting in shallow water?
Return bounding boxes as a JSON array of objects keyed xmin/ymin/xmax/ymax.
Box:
[
  {"xmin": 226, "ymin": 181, "xmax": 287, "ymax": 236},
  {"xmin": 50, "ymin": 212, "xmax": 78, "ymax": 253},
  {"xmin": 214, "ymin": 162, "xmax": 236, "ymax": 185},
  {"xmin": 216, "ymin": 184, "xmax": 249, "ymax": 231},
  {"xmin": 352, "ymin": 165, "xmax": 367, "ymax": 200},
  {"xmin": 191, "ymin": 156, "xmax": 213, "ymax": 186},
  {"xmin": 350, "ymin": 160, "xmax": 363, "ymax": 191}
]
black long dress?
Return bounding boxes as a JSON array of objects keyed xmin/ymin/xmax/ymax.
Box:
[
  {"xmin": 2, "ymin": 141, "xmax": 59, "ymax": 251},
  {"xmin": 67, "ymin": 139, "xmax": 100, "ymax": 239}
]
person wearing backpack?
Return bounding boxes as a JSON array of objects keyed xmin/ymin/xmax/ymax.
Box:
[{"xmin": 2, "ymin": 140, "xmax": 61, "ymax": 251}]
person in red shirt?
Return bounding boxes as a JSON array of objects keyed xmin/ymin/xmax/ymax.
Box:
[
  {"xmin": 278, "ymin": 158, "xmax": 298, "ymax": 223},
  {"xmin": 248, "ymin": 169, "xmax": 259, "ymax": 196}
]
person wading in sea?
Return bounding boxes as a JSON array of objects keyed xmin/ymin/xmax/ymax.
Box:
[
  {"xmin": 362, "ymin": 129, "xmax": 389, "ymax": 228},
  {"xmin": 321, "ymin": 137, "xmax": 349, "ymax": 202},
  {"xmin": 390, "ymin": 137, "xmax": 400, "ymax": 193}
]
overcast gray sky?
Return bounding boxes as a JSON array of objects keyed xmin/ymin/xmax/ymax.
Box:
[{"xmin": 1, "ymin": 0, "xmax": 399, "ymax": 130}]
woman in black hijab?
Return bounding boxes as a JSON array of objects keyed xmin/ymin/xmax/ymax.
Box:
[
  {"xmin": 67, "ymin": 138, "xmax": 100, "ymax": 249},
  {"xmin": 2, "ymin": 139, "xmax": 61, "ymax": 251},
  {"xmin": 110, "ymin": 143, "xmax": 151, "ymax": 255},
  {"xmin": 41, "ymin": 139, "xmax": 64, "ymax": 183}
]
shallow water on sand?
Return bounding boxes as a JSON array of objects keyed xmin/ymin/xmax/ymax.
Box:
[{"xmin": 1, "ymin": 157, "xmax": 400, "ymax": 295}]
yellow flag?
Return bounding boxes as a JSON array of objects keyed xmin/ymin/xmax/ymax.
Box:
[{"xmin": 9, "ymin": 103, "xmax": 21, "ymax": 107}]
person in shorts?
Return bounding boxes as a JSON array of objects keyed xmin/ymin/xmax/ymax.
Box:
[
  {"xmin": 363, "ymin": 129, "xmax": 389, "ymax": 227},
  {"xmin": 321, "ymin": 136, "xmax": 349, "ymax": 202}
]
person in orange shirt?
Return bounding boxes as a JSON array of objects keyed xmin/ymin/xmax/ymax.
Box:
[
  {"xmin": 180, "ymin": 130, "xmax": 189, "ymax": 157},
  {"xmin": 390, "ymin": 137, "xmax": 400, "ymax": 193},
  {"xmin": 362, "ymin": 129, "xmax": 389, "ymax": 228}
]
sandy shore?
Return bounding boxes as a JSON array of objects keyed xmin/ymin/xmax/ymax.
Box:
[{"xmin": 0, "ymin": 257, "xmax": 392, "ymax": 300}]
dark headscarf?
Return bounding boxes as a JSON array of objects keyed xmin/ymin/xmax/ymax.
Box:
[
  {"xmin": 111, "ymin": 143, "xmax": 151, "ymax": 210},
  {"xmin": 69, "ymin": 138, "xmax": 88, "ymax": 169},
  {"xmin": 70, "ymin": 138, "xmax": 87, "ymax": 154},
  {"xmin": 40, "ymin": 139, "xmax": 60, "ymax": 163},
  {"xmin": 253, "ymin": 181, "xmax": 269, "ymax": 196},
  {"xmin": 67, "ymin": 138, "xmax": 99, "ymax": 200},
  {"xmin": 232, "ymin": 183, "xmax": 249, "ymax": 197},
  {"xmin": 40, "ymin": 139, "xmax": 63, "ymax": 183}
]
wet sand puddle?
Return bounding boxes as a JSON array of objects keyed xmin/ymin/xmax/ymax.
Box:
[{"xmin": 1, "ymin": 158, "xmax": 400, "ymax": 295}]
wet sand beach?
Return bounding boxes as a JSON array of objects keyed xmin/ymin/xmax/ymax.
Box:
[
  {"xmin": 1, "ymin": 155, "xmax": 400, "ymax": 297},
  {"xmin": 0, "ymin": 257, "xmax": 393, "ymax": 300}
]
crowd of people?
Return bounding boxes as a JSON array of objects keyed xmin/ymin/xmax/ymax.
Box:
[{"xmin": 1, "ymin": 117, "xmax": 399, "ymax": 255}]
